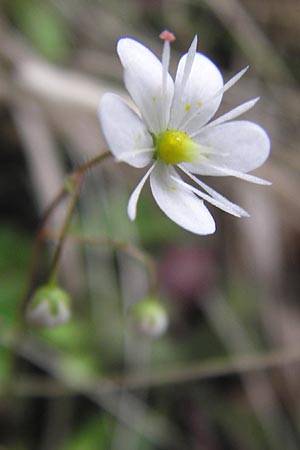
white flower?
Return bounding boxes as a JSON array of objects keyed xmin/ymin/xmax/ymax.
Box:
[{"xmin": 99, "ymin": 32, "xmax": 271, "ymax": 235}]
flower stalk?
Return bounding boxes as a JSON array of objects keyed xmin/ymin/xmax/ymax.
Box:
[
  {"xmin": 23, "ymin": 151, "xmax": 112, "ymax": 314},
  {"xmin": 41, "ymin": 230, "xmax": 158, "ymax": 295},
  {"xmin": 47, "ymin": 173, "xmax": 81, "ymax": 284}
]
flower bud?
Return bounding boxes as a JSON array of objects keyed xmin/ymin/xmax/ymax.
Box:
[
  {"xmin": 131, "ymin": 297, "xmax": 168, "ymax": 338},
  {"xmin": 26, "ymin": 284, "xmax": 71, "ymax": 328}
]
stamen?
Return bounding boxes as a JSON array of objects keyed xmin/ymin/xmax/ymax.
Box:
[
  {"xmin": 170, "ymin": 36, "xmax": 198, "ymax": 130},
  {"xmin": 190, "ymin": 97, "xmax": 259, "ymax": 138},
  {"xmin": 159, "ymin": 30, "xmax": 176, "ymax": 42},
  {"xmin": 180, "ymin": 35, "xmax": 197, "ymax": 93},
  {"xmin": 178, "ymin": 66, "xmax": 249, "ymax": 132},
  {"xmin": 161, "ymin": 40, "xmax": 170, "ymax": 100},
  {"xmin": 160, "ymin": 30, "xmax": 175, "ymax": 129},
  {"xmin": 171, "ymin": 174, "xmax": 248, "ymax": 217},
  {"xmin": 197, "ymin": 163, "xmax": 272, "ymax": 185},
  {"xmin": 178, "ymin": 165, "xmax": 249, "ymax": 217},
  {"xmin": 128, "ymin": 163, "xmax": 156, "ymax": 220},
  {"xmin": 223, "ymin": 66, "xmax": 249, "ymax": 93}
]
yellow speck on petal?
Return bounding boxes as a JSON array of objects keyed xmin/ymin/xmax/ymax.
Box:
[
  {"xmin": 152, "ymin": 96, "xmax": 157, "ymax": 102},
  {"xmin": 170, "ymin": 186, "xmax": 177, "ymax": 191},
  {"xmin": 197, "ymin": 101, "xmax": 203, "ymax": 107},
  {"xmin": 185, "ymin": 104, "xmax": 191, "ymax": 111}
]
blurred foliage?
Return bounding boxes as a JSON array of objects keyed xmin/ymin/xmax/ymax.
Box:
[
  {"xmin": 0, "ymin": 227, "xmax": 31, "ymax": 325},
  {"xmin": 7, "ymin": 0, "xmax": 70, "ymax": 61},
  {"xmin": 0, "ymin": 228, "xmax": 30, "ymax": 389},
  {"xmin": 211, "ymin": 399, "xmax": 269, "ymax": 450},
  {"xmin": 62, "ymin": 416, "xmax": 114, "ymax": 450}
]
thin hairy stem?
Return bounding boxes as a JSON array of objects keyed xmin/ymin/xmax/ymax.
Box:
[
  {"xmin": 47, "ymin": 177, "xmax": 81, "ymax": 284},
  {"xmin": 22, "ymin": 150, "xmax": 112, "ymax": 311},
  {"xmin": 42, "ymin": 230, "xmax": 158, "ymax": 295}
]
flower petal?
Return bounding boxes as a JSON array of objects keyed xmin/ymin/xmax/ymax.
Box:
[
  {"xmin": 178, "ymin": 165, "xmax": 250, "ymax": 217},
  {"xmin": 183, "ymin": 120, "xmax": 270, "ymax": 175},
  {"xmin": 150, "ymin": 162, "xmax": 215, "ymax": 235},
  {"xmin": 128, "ymin": 164, "xmax": 156, "ymax": 220},
  {"xmin": 169, "ymin": 52, "xmax": 223, "ymax": 134},
  {"xmin": 99, "ymin": 93, "xmax": 153, "ymax": 168},
  {"xmin": 117, "ymin": 38, "xmax": 174, "ymax": 133},
  {"xmin": 191, "ymin": 97, "xmax": 259, "ymax": 137},
  {"xmin": 178, "ymin": 35, "xmax": 198, "ymax": 93}
]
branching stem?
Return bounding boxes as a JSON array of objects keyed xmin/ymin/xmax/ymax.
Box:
[{"xmin": 23, "ymin": 151, "xmax": 112, "ymax": 309}]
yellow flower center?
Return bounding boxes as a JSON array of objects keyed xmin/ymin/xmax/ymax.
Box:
[{"xmin": 155, "ymin": 130, "xmax": 198, "ymax": 165}]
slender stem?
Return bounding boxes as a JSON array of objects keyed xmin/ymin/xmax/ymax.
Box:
[
  {"xmin": 10, "ymin": 151, "xmax": 112, "ymax": 399},
  {"xmin": 22, "ymin": 150, "xmax": 112, "ymax": 310},
  {"xmin": 107, "ymin": 346, "xmax": 300, "ymax": 392},
  {"xmin": 41, "ymin": 230, "xmax": 158, "ymax": 295},
  {"xmin": 6, "ymin": 333, "xmax": 300, "ymax": 394},
  {"xmin": 75, "ymin": 151, "xmax": 112, "ymax": 176},
  {"xmin": 47, "ymin": 151, "xmax": 112, "ymax": 284},
  {"xmin": 114, "ymin": 242, "xmax": 158, "ymax": 295},
  {"xmin": 40, "ymin": 189, "xmax": 68, "ymax": 227},
  {"xmin": 21, "ymin": 190, "xmax": 68, "ymax": 312},
  {"xmin": 47, "ymin": 178, "xmax": 81, "ymax": 284}
]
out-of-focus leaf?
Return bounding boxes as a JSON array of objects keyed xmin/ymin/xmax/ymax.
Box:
[
  {"xmin": 62, "ymin": 416, "xmax": 114, "ymax": 450},
  {"xmin": 37, "ymin": 321, "xmax": 103, "ymax": 378},
  {"xmin": 211, "ymin": 399, "xmax": 271, "ymax": 450},
  {"xmin": 0, "ymin": 346, "xmax": 12, "ymax": 385},
  {"xmin": 60, "ymin": 352, "xmax": 100, "ymax": 383},
  {"xmin": 61, "ymin": 415, "xmax": 152, "ymax": 450},
  {"xmin": 8, "ymin": 0, "xmax": 70, "ymax": 61},
  {"xmin": 37, "ymin": 320, "xmax": 92, "ymax": 353},
  {"xmin": 0, "ymin": 227, "xmax": 31, "ymax": 387},
  {"xmin": 227, "ymin": 277, "xmax": 265, "ymax": 348},
  {"xmin": 0, "ymin": 227, "xmax": 31, "ymax": 272},
  {"xmin": 0, "ymin": 227, "xmax": 31, "ymax": 324}
]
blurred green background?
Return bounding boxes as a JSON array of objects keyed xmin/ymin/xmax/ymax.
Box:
[{"xmin": 1, "ymin": 0, "xmax": 300, "ymax": 449}]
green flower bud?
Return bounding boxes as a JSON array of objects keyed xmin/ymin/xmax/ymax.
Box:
[
  {"xmin": 26, "ymin": 284, "xmax": 71, "ymax": 328},
  {"xmin": 131, "ymin": 297, "xmax": 168, "ymax": 338}
]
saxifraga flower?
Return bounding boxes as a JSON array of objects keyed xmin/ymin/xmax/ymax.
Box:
[{"xmin": 99, "ymin": 31, "xmax": 271, "ymax": 235}]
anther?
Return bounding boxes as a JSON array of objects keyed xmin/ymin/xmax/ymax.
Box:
[{"xmin": 159, "ymin": 30, "xmax": 176, "ymax": 42}]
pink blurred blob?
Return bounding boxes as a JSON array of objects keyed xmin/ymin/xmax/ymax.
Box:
[{"xmin": 158, "ymin": 245, "xmax": 217, "ymax": 303}]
